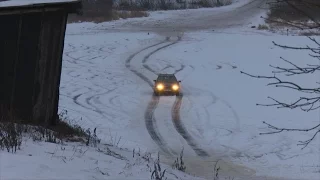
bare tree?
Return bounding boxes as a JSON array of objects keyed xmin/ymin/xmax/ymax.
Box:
[{"xmin": 241, "ymin": 0, "xmax": 320, "ymax": 149}]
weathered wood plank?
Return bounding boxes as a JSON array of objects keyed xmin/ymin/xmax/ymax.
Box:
[{"xmin": 0, "ymin": 1, "xmax": 81, "ymax": 125}]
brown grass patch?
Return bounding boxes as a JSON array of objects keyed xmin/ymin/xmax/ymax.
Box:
[
  {"xmin": 68, "ymin": 10, "xmax": 149, "ymax": 23},
  {"xmin": 257, "ymin": 24, "xmax": 269, "ymax": 30},
  {"xmin": 68, "ymin": 0, "xmax": 149, "ymax": 23},
  {"xmin": 0, "ymin": 107, "xmax": 92, "ymax": 153},
  {"xmin": 266, "ymin": 0, "xmax": 320, "ymax": 29},
  {"xmin": 299, "ymin": 31, "xmax": 320, "ymax": 36}
]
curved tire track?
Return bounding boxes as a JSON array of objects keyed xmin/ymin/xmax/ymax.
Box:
[
  {"xmin": 141, "ymin": 36, "xmax": 210, "ymax": 157},
  {"xmin": 63, "ymin": 43, "xmax": 129, "ymax": 127},
  {"xmin": 142, "ymin": 38, "xmax": 181, "ymax": 75},
  {"xmin": 172, "ymin": 95, "xmax": 209, "ymax": 157},
  {"xmin": 125, "ymin": 40, "xmax": 167, "ymax": 86},
  {"xmin": 125, "ymin": 40, "xmax": 173, "ymax": 155}
]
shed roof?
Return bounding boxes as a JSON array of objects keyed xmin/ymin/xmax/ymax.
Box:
[
  {"xmin": 0, "ymin": 0, "xmax": 80, "ymax": 8},
  {"xmin": 0, "ymin": 0, "xmax": 81, "ymax": 14}
]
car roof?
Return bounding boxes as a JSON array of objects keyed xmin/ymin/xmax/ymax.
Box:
[{"xmin": 158, "ymin": 74, "xmax": 175, "ymax": 77}]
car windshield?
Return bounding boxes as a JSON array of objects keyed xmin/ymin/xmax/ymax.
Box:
[{"xmin": 157, "ymin": 75, "xmax": 177, "ymax": 82}]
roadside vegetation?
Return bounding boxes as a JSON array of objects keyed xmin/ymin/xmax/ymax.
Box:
[
  {"xmin": 0, "ymin": 108, "xmax": 95, "ymax": 153},
  {"xmin": 0, "ymin": 107, "xmax": 199, "ymax": 179},
  {"xmin": 114, "ymin": 0, "xmax": 232, "ymax": 10},
  {"xmin": 263, "ymin": 0, "xmax": 320, "ymax": 35},
  {"xmin": 68, "ymin": 0, "xmax": 233, "ymax": 23}
]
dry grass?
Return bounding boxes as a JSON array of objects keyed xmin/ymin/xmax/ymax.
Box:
[
  {"xmin": 68, "ymin": 0, "xmax": 149, "ymax": 23},
  {"xmin": 267, "ymin": 0, "xmax": 320, "ymax": 21},
  {"xmin": 0, "ymin": 107, "xmax": 98, "ymax": 153},
  {"xmin": 68, "ymin": 0, "xmax": 233, "ymax": 23},
  {"xmin": 68, "ymin": 10, "xmax": 149, "ymax": 23},
  {"xmin": 114, "ymin": 0, "xmax": 233, "ymax": 11},
  {"xmin": 257, "ymin": 24, "xmax": 269, "ymax": 30},
  {"xmin": 266, "ymin": 0, "xmax": 320, "ymax": 29},
  {"xmin": 299, "ymin": 31, "xmax": 320, "ymax": 36},
  {"xmin": 113, "ymin": 10, "xmax": 149, "ymax": 20}
]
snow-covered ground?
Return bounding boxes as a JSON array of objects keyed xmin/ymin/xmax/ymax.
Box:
[
  {"xmin": 54, "ymin": 27, "xmax": 320, "ymax": 179},
  {"xmin": 1, "ymin": 0, "xmax": 320, "ymax": 180}
]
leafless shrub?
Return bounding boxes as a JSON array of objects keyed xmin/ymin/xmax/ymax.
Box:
[
  {"xmin": 151, "ymin": 153, "xmax": 167, "ymax": 180},
  {"xmin": 213, "ymin": 160, "xmax": 221, "ymax": 180},
  {"xmin": 69, "ymin": 0, "xmax": 149, "ymax": 23},
  {"xmin": 133, "ymin": 147, "xmax": 141, "ymax": 157},
  {"xmin": 217, "ymin": 0, "xmax": 232, "ymax": 6},
  {"xmin": 0, "ymin": 108, "xmax": 100, "ymax": 152},
  {"xmin": 115, "ymin": 0, "xmax": 232, "ymax": 10},
  {"xmin": 107, "ymin": 130, "xmax": 123, "ymax": 147},
  {"xmin": 69, "ymin": 145, "xmax": 89, "ymax": 161},
  {"xmin": 142, "ymin": 152, "xmax": 152, "ymax": 162},
  {"xmin": 0, "ymin": 108, "xmax": 24, "ymax": 152},
  {"xmin": 0, "ymin": 122, "xmax": 22, "ymax": 153},
  {"xmin": 68, "ymin": 0, "xmax": 234, "ymax": 23},
  {"xmin": 189, "ymin": 0, "xmax": 212, "ymax": 8},
  {"xmin": 189, "ymin": 0, "xmax": 231, "ymax": 8},
  {"xmin": 116, "ymin": 0, "xmax": 136, "ymax": 9},
  {"xmin": 86, "ymin": 127, "xmax": 100, "ymax": 147},
  {"xmin": 29, "ymin": 125, "xmax": 58, "ymax": 143},
  {"xmin": 155, "ymin": 0, "xmax": 175, "ymax": 10},
  {"xmin": 137, "ymin": 0, "xmax": 156, "ymax": 10},
  {"xmin": 97, "ymin": 146, "xmax": 127, "ymax": 160},
  {"xmin": 172, "ymin": 148, "xmax": 186, "ymax": 172}
]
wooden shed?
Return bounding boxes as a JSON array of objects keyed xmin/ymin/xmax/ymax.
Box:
[{"xmin": 0, "ymin": 0, "xmax": 82, "ymax": 125}]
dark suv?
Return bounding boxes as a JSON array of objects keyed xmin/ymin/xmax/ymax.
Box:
[{"xmin": 153, "ymin": 74, "xmax": 181, "ymax": 96}]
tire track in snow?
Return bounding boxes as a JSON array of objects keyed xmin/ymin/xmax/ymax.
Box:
[
  {"xmin": 141, "ymin": 37, "xmax": 210, "ymax": 157},
  {"xmin": 145, "ymin": 95, "xmax": 172, "ymax": 154},
  {"xmin": 125, "ymin": 39, "xmax": 174, "ymax": 155},
  {"xmin": 125, "ymin": 41, "xmax": 167, "ymax": 86},
  {"xmin": 63, "ymin": 43, "xmax": 126, "ymax": 127},
  {"xmin": 72, "ymin": 90, "xmax": 115, "ymax": 122},
  {"xmin": 142, "ymin": 38, "xmax": 181, "ymax": 74},
  {"xmin": 172, "ymin": 95, "xmax": 209, "ymax": 157}
]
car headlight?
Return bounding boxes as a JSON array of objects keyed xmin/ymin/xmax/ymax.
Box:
[
  {"xmin": 172, "ymin": 84, "xmax": 179, "ymax": 91},
  {"xmin": 156, "ymin": 84, "xmax": 164, "ymax": 90}
]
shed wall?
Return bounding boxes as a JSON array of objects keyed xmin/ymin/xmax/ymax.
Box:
[{"xmin": 1, "ymin": 9, "xmax": 68, "ymax": 125}]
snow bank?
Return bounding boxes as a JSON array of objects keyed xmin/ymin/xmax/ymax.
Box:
[{"xmin": 1, "ymin": 137, "xmax": 202, "ymax": 180}]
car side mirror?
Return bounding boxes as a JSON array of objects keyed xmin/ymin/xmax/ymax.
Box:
[
  {"xmin": 178, "ymin": 80, "xmax": 181, "ymax": 82},
  {"xmin": 153, "ymin": 80, "xmax": 156, "ymax": 82}
]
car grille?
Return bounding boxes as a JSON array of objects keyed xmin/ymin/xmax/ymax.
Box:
[{"xmin": 164, "ymin": 84, "xmax": 173, "ymax": 90}]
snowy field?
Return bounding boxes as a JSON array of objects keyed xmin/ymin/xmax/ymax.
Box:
[
  {"xmin": 1, "ymin": 0, "xmax": 320, "ymax": 180},
  {"xmin": 56, "ymin": 27, "xmax": 320, "ymax": 179}
]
